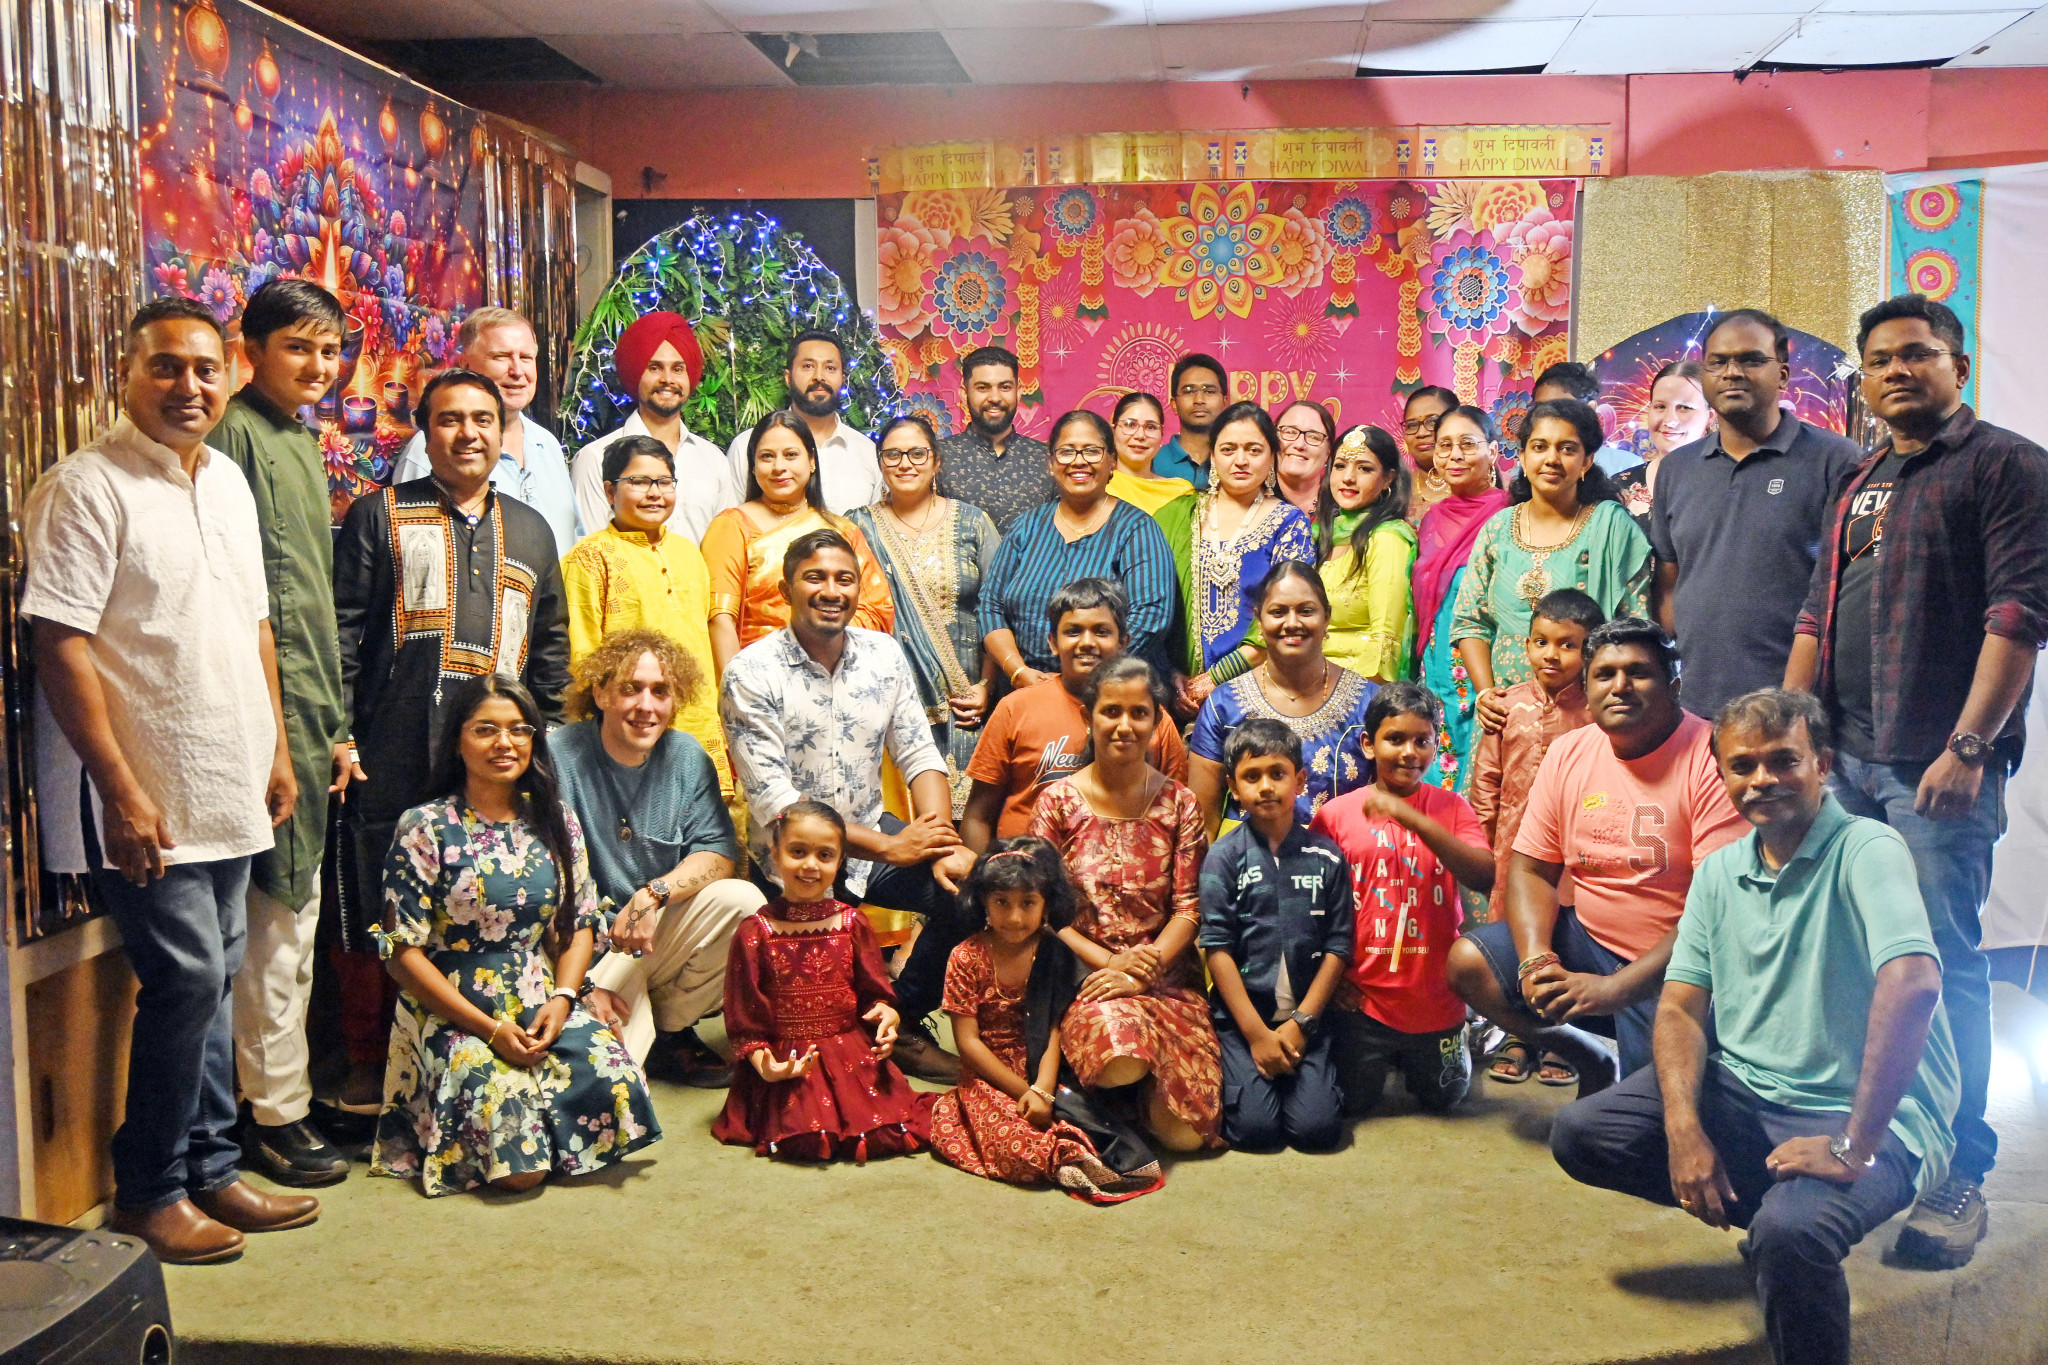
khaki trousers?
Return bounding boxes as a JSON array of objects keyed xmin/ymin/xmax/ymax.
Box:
[
  {"xmin": 232, "ymin": 880, "xmax": 321, "ymax": 1127},
  {"xmin": 586, "ymin": 878, "xmax": 761, "ymax": 1065}
]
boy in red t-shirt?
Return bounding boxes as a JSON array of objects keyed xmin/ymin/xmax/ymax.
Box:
[{"xmin": 1311, "ymin": 681, "xmax": 1494, "ymax": 1117}]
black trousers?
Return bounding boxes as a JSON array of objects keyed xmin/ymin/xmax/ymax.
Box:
[
  {"xmin": 1550, "ymin": 1061, "xmax": 1919, "ymax": 1365},
  {"xmin": 1218, "ymin": 1024, "xmax": 1343, "ymax": 1152},
  {"xmin": 1328, "ymin": 1010, "xmax": 1471, "ymax": 1117}
]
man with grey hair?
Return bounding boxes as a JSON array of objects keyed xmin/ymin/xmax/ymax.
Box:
[
  {"xmin": 392, "ymin": 307, "xmax": 577, "ymax": 551},
  {"xmin": 1551, "ymin": 688, "xmax": 1960, "ymax": 1365}
]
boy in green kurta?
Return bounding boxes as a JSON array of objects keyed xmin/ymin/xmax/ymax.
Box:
[{"xmin": 213, "ymin": 279, "xmax": 353, "ymax": 1187}]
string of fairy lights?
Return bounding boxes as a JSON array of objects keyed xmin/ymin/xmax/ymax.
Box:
[{"xmin": 559, "ymin": 211, "xmax": 904, "ymax": 450}]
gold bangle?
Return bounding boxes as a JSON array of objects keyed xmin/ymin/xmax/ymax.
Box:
[{"xmin": 485, "ymin": 1019, "xmax": 505, "ymax": 1048}]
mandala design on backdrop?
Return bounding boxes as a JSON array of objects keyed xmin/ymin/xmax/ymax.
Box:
[
  {"xmin": 1427, "ymin": 230, "xmax": 1522, "ymax": 346},
  {"xmin": 926, "ymin": 246, "xmax": 1016, "ymax": 347},
  {"xmin": 1095, "ymin": 321, "xmax": 1185, "ymax": 400},
  {"xmin": 1903, "ymin": 247, "xmax": 1960, "ymax": 302},
  {"xmin": 1160, "ymin": 182, "xmax": 1286, "ymax": 321},
  {"xmin": 1903, "ymin": 184, "xmax": 1962, "ymax": 232}
]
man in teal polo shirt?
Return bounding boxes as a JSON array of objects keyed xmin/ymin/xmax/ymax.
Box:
[{"xmin": 1550, "ymin": 688, "xmax": 1959, "ymax": 1365}]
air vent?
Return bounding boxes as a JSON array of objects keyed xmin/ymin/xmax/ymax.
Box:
[
  {"xmin": 743, "ymin": 31, "xmax": 969, "ymax": 86},
  {"xmin": 364, "ymin": 38, "xmax": 602, "ymax": 85},
  {"xmin": 1355, "ymin": 63, "xmax": 1548, "ymax": 77}
]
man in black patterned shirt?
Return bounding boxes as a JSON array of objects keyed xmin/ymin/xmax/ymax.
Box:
[{"xmin": 935, "ymin": 345, "xmax": 1053, "ymax": 533}]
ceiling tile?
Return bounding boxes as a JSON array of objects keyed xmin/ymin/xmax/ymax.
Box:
[
  {"xmin": 1359, "ymin": 17, "xmax": 1578, "ymax": 70},
  {"xmin": 1547, "ymin": 14, "xmax": 1796, "ymax": 72},
  {"xmin": 482, "ymin": 0, "xmax": 732, "ymax": 35},
  {"xmin": 1589, "ymin": 0, "xmax": 1809, "ymax": 12},
  {"xmin": 700, "ymin": 0, "xmax": 938, "ymax": 32},
  {"xmin": 1945, "ymin": 6, "xmax": 2048, "ymax": 63},
  {"xmin": 1156, "ymin": 19, "xmax": 1364, "ymax": 77},
  {"xmin": 264, "ymin": 0, "xmax": 524, "ymax": 39},
  {"xmin": 924, "ymin": 0, "xmax": 1148, "ymax": 26},
  {"xmin": 1817, "ymin": 0, "xmax": 2033, "ymax": 10},
  {"xmin": 1363, "ymin": 0, "xmax": 1591, "ymax": 18},
  {"xmin": 542, "ymin": 31, "xmax": 793, "ymax": 84},
  {"xmin": 1762, "ymin": 10, "xmax": 2032, "ymax": 64},
  {"xmin": 1148, "ymin": 0, "xmax": 1368, "ymax": 22},
  {"xmin": 943, "ymin": 24, "xmax": 1158, "ymax": 81}
]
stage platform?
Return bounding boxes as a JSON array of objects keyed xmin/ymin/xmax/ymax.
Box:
[{"xmin": 164, "ymin": 983, "xmax": 2048, "ymax": 1365}]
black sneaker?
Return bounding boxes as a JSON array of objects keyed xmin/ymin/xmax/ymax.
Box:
[
  {"xmin": 1895, "ymin": 1175, "xmax": 1988, "ymax": 1269},
  {"xmin": 244, "ymin": 1117, "xmax": 351, "ymax": 1188},
  {"xmin": 647, "ymin": 1027, "xmax": 733, "ymax": 1089}
]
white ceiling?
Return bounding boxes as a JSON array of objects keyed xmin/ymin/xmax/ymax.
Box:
[{"xmin": 266, "ymin": 0, "xmax": 2048, "ymax": 86}]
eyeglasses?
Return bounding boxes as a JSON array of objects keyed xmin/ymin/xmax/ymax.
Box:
[
  {"xmin": 1401, "ymin": 415, "xmax": 1442, "ymax": 436},
  {"xmin": 1858, "ymin": 346, "xmax": 1955, "ymax": 377},
  {"xmin": 466, "ymin": 722, "xmax": 536, "ymax": 742},
  {"xmin": 1437, "ymin": 437, "xmax": 1490, "ymax": 457},
  {"xmin": 879, "ymin": 446, "xmax": 935, "ymax": 467},
  {"xmin": 1176, "ymin": 383, "xmax": 1223, "ymax": 398},
  {"xmin": 1276, "ymin": 425, "xmax": 1328, "ymax": 447},
  {"xmin": 1703, "ymin": 351, "xmax": 1779, "ymax": 374},
  {"xmin": 615, "ymin": 476, "xmax": 676, "ymax": 493},
  {"xmin": 1115, "ymin": 418, "xmax": 1162, "ymax": 435},
  {"xmin": 1053, "ymin": 444, "xmax": 1109, "ymax": 464}
]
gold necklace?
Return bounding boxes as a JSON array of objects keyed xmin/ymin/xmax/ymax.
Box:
[
  {"xmin": 1509, "ymin": 502, "xmax": 1595, "ymax": 604},
  {"xmin": 1054, "ymin": 498, "xmax": 1110, "ymax": 538},
  {"xmin": 886, "ymin": 496, "xmax": 944, "ymax": 535},
  {"xmin": 1262, "ymin": 660, "xmax": 1331, "ymax": 707}
]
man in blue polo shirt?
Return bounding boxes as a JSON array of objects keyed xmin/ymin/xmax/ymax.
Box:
[
  {"xmin": 1649, "ymin": 310, "xmax": 1863, "ymax": 721},
  {"xmin": 1550, "ymin": 688, "xmax": 1958, "ymax": 1365}
]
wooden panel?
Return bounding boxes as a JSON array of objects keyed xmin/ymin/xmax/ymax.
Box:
[{"xmin": 26, "ymin": 951, "xmax": 136, "ymax": 1224}]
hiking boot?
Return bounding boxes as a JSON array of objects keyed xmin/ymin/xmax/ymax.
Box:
[{"xmin": 1895, "ymin": 1175, "xmax": 1988, "ymax": 1269}]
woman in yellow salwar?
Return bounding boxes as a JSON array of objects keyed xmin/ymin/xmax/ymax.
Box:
[
  {"xmin": 559, "ymin": 433, "xmax": 732, "ymax": 793},
  {"xmin": 1316, "ymin": 424, "xmax": 1417, "ymax": 684},
  {"xmin": 702, "ymin": 411, "xmax": 894, "ymax": 677},
  {"xmin": 1104, "ymin": 391, "xmax": 1194, "ymax": 517}
]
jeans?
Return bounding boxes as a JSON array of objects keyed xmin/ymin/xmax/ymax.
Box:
[
  {"xmin": 1831, "ymin": 752, "xmax": 2004, "ymax": 1183},
  {"xmin": 1462, "ymin": 905, "xmax": 1655, "ymax": 1077},
  {"xmin": 1551, "ymin": 1061, "xmax": 1919, "ymax": 1365},
  {"xmin": 1328, "ymin": 1010, "xmax": 1472, "ymax": 1117},
  {"xmin": 1218, "ymin": 1024, "xmax": 1343, "ymax": 1151},
  {"xmin": 95, "ymin": 858, "xmax": 251, "ymax": 1212}
]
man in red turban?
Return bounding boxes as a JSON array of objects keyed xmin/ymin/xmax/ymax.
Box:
[{"xmin": 571, "ymin": 310, "xmax": 737, "ymax": 542}]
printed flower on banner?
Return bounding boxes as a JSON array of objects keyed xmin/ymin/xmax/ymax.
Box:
[
  {"xmin": 878, "ymin": 215, "xmax": 950, "ymax": 333},
  {"xmin": 896, "ymin": 190, "xmax": 975, "ymax": 242},
  {"xmin": 382, "ymin": 297, "xmax": 413, "ymax": 352},
  {"xmin": 878, "ymin": 336, "xmax": 922, "ymax": 388},
  {"xmin": 925, "ymin": 245, "xmax": 1016, "ymax": 347},
  {"xmin": 1426, "ymin": 181, "xmax": 1478, "ymax": 239},
  {"xmin": 1046, "ymin": 187, "xmax": 1099, "ymax": 244},
  {"xmin": 1383, "ymin": 182, "xmax": 1428, "ymax": 234},
  {"xmin": 1426, "ymin": 230, "xmax": 1522, "ymax": 347},
  {"xmin": 153, "ymin": 261, "xmax": 194, "ymax": 298},
  {"xmin": 420, "ymin": 314, "xmax": 449, "ymax": 364},
  {"xmin": 1107, "ymin": 205, "xmax": 1172, "ymax": 296},
  {"xmin": 1469, "ymin": 181, "xmax": 1547, "ymax": 233},
  {"xmin": 244, "ymin": 260, "xmax": 281, "ymax": 297},
  {"xmin": 1490, "ymin": 388, "xmax": 1533, "ymax": 459},
  {"xmin": 1271, "ymin": 207, "xmax": 1336, "ymax": 296},
  {"xmin": 1527, "ymin": 331, "xmax": 1569, "ymax": 381},
  {"xmin": 1323, "ymin": 195, "xmax": 1374, "ymax": 250},
  {"xmin": 1501, "ymin": 207, "xmax": 1573, "ymax": 335},
  {"xmin": 1160, "ymin": 182, "xmax": 1285, "ymax": 321},
  {"xmin": 198, "ymin": 267, "xmax": 239, "ymax": 321},
  {"xmin": 903, "ymin": 392, "xmax": 956, "ymax": 439},
  {"xmin": 1266, "ymin": 293, "xmax": 1338, "ymax": 370},
  {"xmin": 1097, "ymin": 322, "xmax": 1186, "ymax": 400}
]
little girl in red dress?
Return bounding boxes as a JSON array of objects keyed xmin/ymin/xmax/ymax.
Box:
[
  {"xmin": 712, "ymin": 801, "xmax": 932, "ymax": 1162},
  {"xmin": 930, "ymin": 838, "xmax": 1163, "ymax": 1203}
]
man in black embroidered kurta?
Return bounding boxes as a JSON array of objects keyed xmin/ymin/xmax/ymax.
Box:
[{"xmin": 332, "ymin": 371, "xmax": 569, "ymax": 1104}]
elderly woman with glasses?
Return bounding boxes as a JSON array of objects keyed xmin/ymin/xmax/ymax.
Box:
[
  {"xmin": 848, "ymin": 415, "xmax": 1003, "ymax": 812},
  {"xmin": 1106, "ymin": 390, "xmax": 1194, "ymax": 517},
  {"xmin": 1274, "ymin": 399, "xmax": 1336, "ymax": 532},
  {"xmin": 980, "ymin": 410, "xmax": 1179, "ymax": 689}
]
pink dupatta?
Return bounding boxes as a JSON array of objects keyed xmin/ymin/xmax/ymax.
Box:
[{"xmin": 1411, "ymin": 490, "xmax": 1509, "ymax": 652}]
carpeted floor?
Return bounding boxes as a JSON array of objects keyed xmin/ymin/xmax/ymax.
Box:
[{"xmin": 166, "ymin": 986, "xmax": 2048, "ymax": 1365}]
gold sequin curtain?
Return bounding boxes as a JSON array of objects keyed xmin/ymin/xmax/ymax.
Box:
[
  {"xmin": 1576, "ymin": 170, "xmax": 1886, "ymax": 360},
  {"xmin": 0, "ymin": 0, "xmax": 142, "ymax": 939},
  {"xmin": 475, "ymin": 115, "xmax": 578, "ymax": 424}
]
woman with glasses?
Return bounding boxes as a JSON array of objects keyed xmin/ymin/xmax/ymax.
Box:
[
  {"xmin": 1156, "ymin": 402, "xmax": 1317, "ymax": 717},
  {"xmin": 701, "ymin": 411, "xmax": 894, "ymax": 677},
  {"xmin": 559, "ymin": 434, "xmax": 732, "ymax": 794},
  {"xmin": 373, "ymin": 673, "xmax": 660, "ymax": 1197},
  {"xmin": 1411, "ymin": 406, "xmax": 1510, "ymax": 792},
  {"xmin": 1274, "ymin": 400, "xmax": 1336, "ymax": 532},
  {"xmin": 1106, "ymin": 391, "xmax": 1194, "ymax": 516},
  {"xmin": 980, "ymin": 410, "xmax": 1179, "ymax": 688},
  {"xmin": 848, "ymin": 415, "xmax": 1002, "ymax": 814},
  {"xmin": 1318, "ymin": 424, "xmax": 1417, "ymax": 684},
  {"xmin": 1613, "ymin": 361, "xmax": 1711, "ymax": 532},
  {"xmin": 1401, "ymin": 385, "xmax": 1461, "ymax": 526}
]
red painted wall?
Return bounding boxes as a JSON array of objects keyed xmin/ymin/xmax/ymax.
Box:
[{"xmin": 455, "ymin": 67, "xmax": 2048, "ymax": 198}]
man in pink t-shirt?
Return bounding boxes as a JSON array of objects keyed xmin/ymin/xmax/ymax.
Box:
[{"xmin": 1448, "ymin": 619, "xmax": 1744, "ymax": 1094}]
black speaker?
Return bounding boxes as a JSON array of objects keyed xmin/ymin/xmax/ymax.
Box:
[{"xmin": 0, "ymin": 1217, "xmax": 172, "ymax": 1365}]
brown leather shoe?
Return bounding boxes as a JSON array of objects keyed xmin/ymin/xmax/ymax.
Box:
[
  {"xmin": 892, "ymin": 1029, "xmax": 961, "ymax": 1085},
  {"xmin": 106, "ymin": 1199, "xmax": 244, "ymax": 1265},
  {"xmin": 192, "ymin": 1179, "xmax": 319, "ymax": 1233}
]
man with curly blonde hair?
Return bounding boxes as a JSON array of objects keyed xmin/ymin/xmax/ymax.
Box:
[{"xmin": 554, "ymin": 628, "xmax": 763, "ymax": 1084}]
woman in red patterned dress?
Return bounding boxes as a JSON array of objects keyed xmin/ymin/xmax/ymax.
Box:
[
  {"xmin": 1029, "ymin": 657, "xmax": 1224, "ymax": 1151},
  {"xmin": 713, "ymin": 801, "xmax": 932, "ymax": 1162}
]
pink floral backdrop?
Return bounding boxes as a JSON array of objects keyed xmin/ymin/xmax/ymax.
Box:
[{"xmin": 876, "ymin": 179, "xmax": 1577, "ymax": 451}]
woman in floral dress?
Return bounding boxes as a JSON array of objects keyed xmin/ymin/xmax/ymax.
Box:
[
  {"xmin": 375, "ymin": 674, "xmax": 660, "ymax": 1198},
  {"xmin": 1029, "ymin": 657, "xmax": 1223, "ymax": 1152}
]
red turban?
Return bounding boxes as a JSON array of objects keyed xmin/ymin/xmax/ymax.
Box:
[{"xmin": 613, "ymin": 310, "xmax": 705, "ymax": 393}]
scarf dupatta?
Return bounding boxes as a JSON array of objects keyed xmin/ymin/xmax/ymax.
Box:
[
  {"xmin": 1411, "ymin": 490, "xmax": 1508, "ymax": 652},
  {"xmin": 1023, "ymin": 934, "xmax": 1161, "ymax": 1181}
]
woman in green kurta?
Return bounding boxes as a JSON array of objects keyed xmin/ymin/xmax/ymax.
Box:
[
  {"xmin": 1453, "ymin": 400, "xmax": 1652, "ymax": 721},
  {"xmin": 1317, "ymin": 423, "xmax": 1417, "ymax": 683}
]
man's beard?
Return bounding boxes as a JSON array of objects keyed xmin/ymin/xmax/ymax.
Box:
[
  {"xmin": 1179, "ymin": 416, "xmax": 1213, "ymax": 437},
  {"xmin": 641, "ymin": 390, "xmax": 685, "ymax": 420},
  {"xmin": 791, "ymin": 384, "xmax": 840, "ymax": 419},
  {"xmin": 970, "ymin": 403, "xmax": 1013, "ymax": 437}
]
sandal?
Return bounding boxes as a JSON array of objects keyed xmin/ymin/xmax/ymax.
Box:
[
  {"xmin": 1487, "ymin": 1039, "xmax": 1535, "ymax": 1083},
  {"xmin": 1536, "ymin": 1052, "xmax": 1579, "ymax": 1087}
]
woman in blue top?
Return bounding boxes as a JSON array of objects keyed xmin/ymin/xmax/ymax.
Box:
[
  {"xmin": 1187, "ymin": 560, "xmax": 1377, "ymax": 837},
  {"xmin": 979, "ymin": 410, "xmax": 1178, "ymax": 687},
  {"xmin": 1156, "ymin": 401, "xmax": 1317, "ymax": 719}
]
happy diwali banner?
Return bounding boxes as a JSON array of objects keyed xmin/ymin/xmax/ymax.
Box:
[
  {"xmin": 877, "ymin": 179, "xmax": 1578, "ymax": 446},
  {"xmin": 138, "ymin": 0, "xmax": 487, "ymax": 521}
]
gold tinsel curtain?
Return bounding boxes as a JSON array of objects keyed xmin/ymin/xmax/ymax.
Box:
[
  {"xmin": 1575, "ymin": 170, "xmax": 1886, "ymax": 360},
  {"xmin": 474, "ymin": 114, "xmax": 579, "ymax": 425},
  {"xmin": 0, "ymin": 0, "xmax": 143, "ymax": 937}
]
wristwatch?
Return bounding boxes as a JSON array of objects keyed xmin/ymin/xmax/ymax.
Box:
[
  {"xmin": 576, "ymin": 977, "xmax": 597, "ymax": 1000},
  {"xmin": 1948, "ymin": 731, "xmax": 1990, "ymax": 767},
  {"xmin": 1288, "ymin": 1008, "xmax": 1320, "ymax": 1038},
  {"xmin": 1828, "ymin": 1133, "xmax": 1877, "ymax": 1172},
  {"xmin": 550, "ymin": 986, "xmax": 577, "ymax": 1004},
  {"xmin": 646, "ymin": 877, "xmax": 672, "ymax": 905}
]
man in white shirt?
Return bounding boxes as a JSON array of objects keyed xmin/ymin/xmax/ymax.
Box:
[
  {"xmin": 24, "ymin": 298, "xmax": 320, "ymax": 1264},
  {"xmin": 572, "ymin": 310, "xmax": 737, "ymax": 541},
  {"xmin": 391, "ymin": 307, "xmax": 579, "ymax": 554},
  {"xmin": 724, "ymin": 329, "xmax": 882, "ymax": 515}
]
